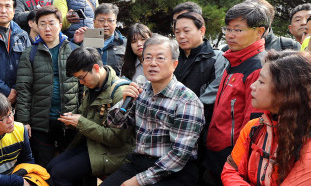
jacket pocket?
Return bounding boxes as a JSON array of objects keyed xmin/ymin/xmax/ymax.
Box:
[{"xmin": 230, "ymin": 99, "xmax": 236, "ymax": 147}]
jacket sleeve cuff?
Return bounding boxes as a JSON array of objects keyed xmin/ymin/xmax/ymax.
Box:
[{"xmin": 136, "ymin": 168, "xmax": 159, "ymax": 185}]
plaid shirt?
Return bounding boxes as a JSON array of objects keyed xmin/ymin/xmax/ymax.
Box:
[{"xmin": 107, "ymin": 77, "xmax": 205, "ymax": 185}]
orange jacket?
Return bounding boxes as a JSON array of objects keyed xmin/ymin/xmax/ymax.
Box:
[{"xmin": 221, "ymin": 113, "xmax": 311, "ymax": 186}]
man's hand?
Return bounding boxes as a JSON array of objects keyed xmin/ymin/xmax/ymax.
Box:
[
  {"xmin": 58, "ymin": 112, "xmax": 81, "ymax": 127},
  {"xmin": 122, "ymin": 82, "xmax": 143, "ymax": 102},
  {"xmin": 121, "ymin": 176, "xmax": 140, "ymax": 186},
  {"xmin": 8, "ymin": 89, "xmax": 17, "ymax": 104},
  {"xmin": 25, "ymin": 124, "xmax": 31, "ymax": 138},
  {"xmin": 73, "ymin": 26, "xmax": 88, "ymax": 43},
  {"xmin": 23, "ymin": 179, "xmax": 30, "ymax": 186},
  {"xmin": 66, "ymin": 9, "xmax": 80, "ymax": 23}
]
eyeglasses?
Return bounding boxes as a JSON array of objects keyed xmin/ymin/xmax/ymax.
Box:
[
  {"xmin": 0, "ymin": 109, "xmax": 15, "ymax": 123},
  {"xmin": 77, "ymin": 71, "xmax": 89, "ymax": 82},
  {"xmin": 95, "ymin": 19, "xmax": 115, "ymax": 24},
  {"xmin": 221, "ymin": 26, "xmax": 257, "ymax": 35},
  {"xmin": 38, "ymin": 22, "xmax": 58, "ymax": 30},
  {"xmin": 143, "ymin": 56, "xmax": 168, "ymax": 64}
]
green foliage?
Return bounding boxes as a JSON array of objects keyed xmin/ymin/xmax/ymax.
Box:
[{"xmin": 98, "ymin": 0, "xmax": 310, "ymax": 44}]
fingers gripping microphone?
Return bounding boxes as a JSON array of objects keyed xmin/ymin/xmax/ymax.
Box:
[{"xmin": 120, "ymin": 75, "xmax": 146, "ymax": 113}]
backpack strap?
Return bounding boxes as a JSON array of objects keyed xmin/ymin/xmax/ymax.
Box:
[
  {"xmin": 29, "ymin": 44, "xmax": 38, "ymax": 66},
  {"xmin": 110, "ymin": 77, "xmax": 131, "ymax": 99}
]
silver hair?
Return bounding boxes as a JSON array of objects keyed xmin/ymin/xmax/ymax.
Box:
[{"xmin": 143, "ymin": 34, "xmax": 180, "ymax": 60}]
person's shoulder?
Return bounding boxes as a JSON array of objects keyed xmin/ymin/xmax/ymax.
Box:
[
  {"xmin": 279, "ymin": 36, "xmax": 301, "ymax": 50},
  {"xmin": 174, "ymin": 80, "xmax": 201, "ymax": 101}
]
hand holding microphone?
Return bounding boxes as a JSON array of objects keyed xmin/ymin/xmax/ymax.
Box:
[{"xmin": 120, "ymin": 75, "xmax": 146, "ymax": 113}]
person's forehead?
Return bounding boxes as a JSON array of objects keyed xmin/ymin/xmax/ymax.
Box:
[
  {"xmin": 96, "ymin": 12, "xmax": 116, "ymax": 19},
  {"xmin": 0, "ymin": 0, "xmax": 13, "ymax": 5},
  {"xmin": 144, "ymin": 44, "xmax": 170, "ymax": 55},
  {"xmin": 292, "ymin": 10, "xmax": 311, "ymax": 20},
  {"xmin": 38, "ymin": 14, "xmax": 59, "ymax": 22},
  {"xmin": 227, "ymin": 17, "xmax": 249, "ymax": 27}
]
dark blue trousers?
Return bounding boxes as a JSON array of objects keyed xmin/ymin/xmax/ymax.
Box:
[
  {"xmin": 101, "ymin": 153, "xmax": 198, "ymax": 186},
  {"xmin": 46, "ymin": 142, "xmax": 94, "ymax": 186}
]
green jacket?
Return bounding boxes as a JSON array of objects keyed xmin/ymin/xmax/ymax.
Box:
[
  {"xmin": 16, "ymin": 38, "xmax": 80, "ymax": 132},
  {"xmin": 70, "ymin": 66, "xmax": 135, "ymax": 176}
]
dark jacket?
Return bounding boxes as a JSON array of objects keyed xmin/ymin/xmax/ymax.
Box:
[
  {"xmin": 175, "ymin": 39, "xmax": 228, "ymax": 122},
  {"xmin": 0, "ymin": 21, "xmax": 30, "ymax": 97},
  {"xmin": 16, "ymin": 33, "xmax": 80, "ymax": 132},
  {"xmin": 14, "ymin": 0, "xmax": 52, "ymax": 32},
  {"xmin": 69, "ymin": 66, "xmax": 135, "ymax": 176},
  {"xmin": 97, "ymin": 29, "xmax": 126, "ymax": 76}
]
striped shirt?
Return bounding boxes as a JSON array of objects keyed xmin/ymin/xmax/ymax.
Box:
[{"xmin": 108, "ymin": 76, "xmax": 205, "ymax": 185}]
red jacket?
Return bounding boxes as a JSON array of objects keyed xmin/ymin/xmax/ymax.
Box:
[
  {"xmin": 206, "ymin": 39, "xmax": 265, "ymax": 151},
  {"xmin": 222, "ymin": 113, "xmax": 311, "ymax": 186}
]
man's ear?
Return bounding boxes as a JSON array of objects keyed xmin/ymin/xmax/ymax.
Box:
[
  {"xmin": 200, "ymin": 26, "xmax": 206, "ymax": 36},
  {"xmin": 93, "ymin": 64, "xmax": 100, "ymax": 72},
  {"xmin": 257, "ymin": 27, "xmax": 266, "ymax": 39},
  {"xmin": 288, "ymin": 25, "xmax": 293, "ymax": 34},
  {"xmin": 28, "ymin": 20, "xmax": 33, "ymax": 28},
  {"xmin": 173, "ymin": 59, "xmax": 178, "ymax": 69}
]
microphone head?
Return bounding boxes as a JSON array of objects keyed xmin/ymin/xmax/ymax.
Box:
[{"xmin": 136, "ymin": 75, "xmax": 147, "ymax": 87}]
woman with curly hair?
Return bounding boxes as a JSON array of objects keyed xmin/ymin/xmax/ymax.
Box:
[
  {"xmin": 121, "ymin": 23, "xmax": 152, "ymax": 81},
  {"xmin": 221, "ymin": 50, "xmax": 311, "ymax": 185}
]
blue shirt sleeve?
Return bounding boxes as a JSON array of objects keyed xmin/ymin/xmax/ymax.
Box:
[{"xmin": 0, "ymin": 174, "xmax": 24, "ymax": 185}]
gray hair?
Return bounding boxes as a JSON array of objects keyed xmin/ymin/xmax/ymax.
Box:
[
  {"xmin": 173, "ymin": 1, "xmax": 202, "ymax": 16},
  {"xmin": 0, "ymin": 93, "xmax": 11, "ymax": 117},
  {"xmin": 143, "ymin": 34, "xmax": 180, "ymax": 60},
  {"xmin": 225, "ymin": 1, "xmax": 270, "ymax": 35},
  {"xmin": 95, "ymin": 3, "xmax": 119, "ymax": 19}
]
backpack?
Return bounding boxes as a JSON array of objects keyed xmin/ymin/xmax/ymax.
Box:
[{"xmin": 29, "ymin": 41, "xmax": 77, "ymax": 65}]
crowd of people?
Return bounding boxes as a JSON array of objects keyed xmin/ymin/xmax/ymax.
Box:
[{"xmin": 1, "ymin": 0, "xmax": 311, "ymax": 185}]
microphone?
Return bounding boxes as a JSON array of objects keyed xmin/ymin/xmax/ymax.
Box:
[{"xmin": 120, "ymin": 75, "xmax": 146, "ymax": 113}]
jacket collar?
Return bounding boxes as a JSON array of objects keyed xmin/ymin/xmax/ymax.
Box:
[
  {"xmin": 180, "ymin": 38, "xmax": 215, "ymax": 59},
  {"xmin": 264, "ymin": 28, "xmax": 274, "ymax": 45},
  {"xmin": 223, "ymin": 38, "xmax": 265, "ymax": 67},
  {"xmin": 33, "ymin": 31, "xmax": 68, "ymax": 47}
]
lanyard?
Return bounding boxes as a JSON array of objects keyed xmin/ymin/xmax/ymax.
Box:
[{"xmin": 0, "ymin": 29, "xmax": 11, "ymax": 53}]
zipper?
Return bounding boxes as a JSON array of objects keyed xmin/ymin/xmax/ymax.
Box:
[
  {"xmin": 230, "ymin": 99, "xmax": 236, "ymax": 146},
  {"xmin": 217, "ymin": 74, "xmax": 233, "ymax": 105},
  {"xmin": 257, "ymin": 132, "xmax": 268, "ymax": 185}
]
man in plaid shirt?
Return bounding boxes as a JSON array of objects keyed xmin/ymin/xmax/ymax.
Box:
[{"xmin": 101, "ymin": 34, "xmax": 205, "ymax": 186}]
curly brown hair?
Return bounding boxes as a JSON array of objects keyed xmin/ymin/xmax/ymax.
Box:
[{"xmin": 265, "ymin": 50, "xmax": 311, "ymax": 183}]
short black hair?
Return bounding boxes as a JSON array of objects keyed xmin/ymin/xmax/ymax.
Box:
[
  {"xmin": 290, "ymin": 3, "xmax": 311, "ymax": 22},
  {"xmin": 27, "ymin": 10, "xmax": 37, "ymax": 22},
  {"xmin": 0, "ymin": 93, "xmax": 11, "ymax": 117},
  {"xmin": 174, "ymin": 12, "xmax": 205, "ymax": 30},
  {"xmin": 36, "ymin": 6, "xmax": 62, "ymax": 24},
  {"xmin": 66, "ymin": 47, "xmax": 103, "ymax": 77},
  {"xmin": 172, "ymin": 1, "xmax": 202, "ymax": 16}
]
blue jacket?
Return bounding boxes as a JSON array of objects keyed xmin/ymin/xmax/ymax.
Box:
[{"xmin": 0, "ymin": 21, "xmax": 30, "ymax": 97}]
